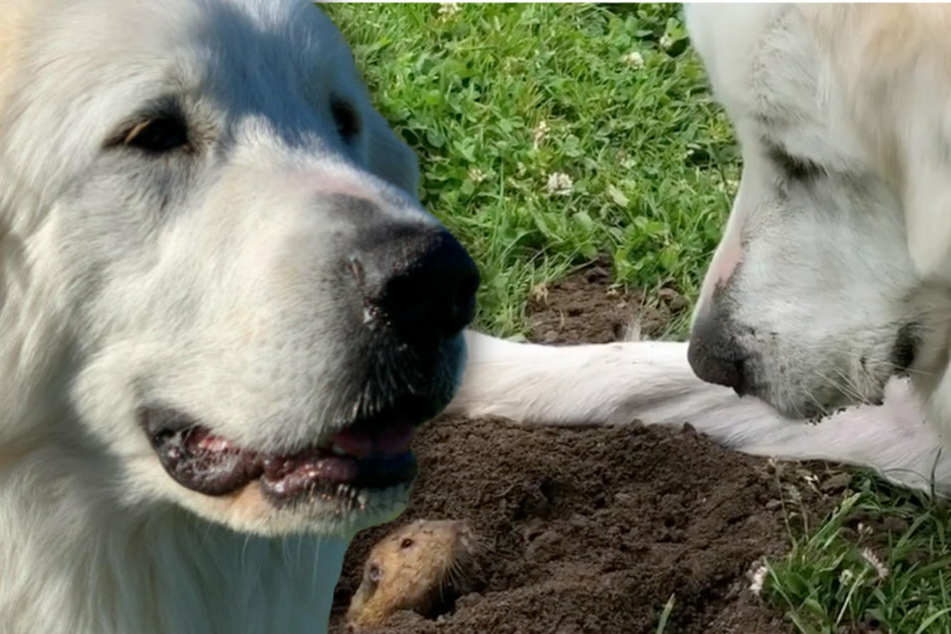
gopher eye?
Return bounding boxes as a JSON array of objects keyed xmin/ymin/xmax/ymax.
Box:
[
  {"xmin": 330, "ymin": 98, "xmax": 361, "ymax": 141},
  {"xmin": 400, "ymin": 538, "xmax": 414, "ymax": 549},
  {"xmin": 120, "ymin": 115, "xmax": 191, "ymax": 154}
]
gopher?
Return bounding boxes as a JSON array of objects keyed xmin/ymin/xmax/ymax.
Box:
[{"xmin": 346, "ymin": 519, "xmax": 480, "ymax": 628}]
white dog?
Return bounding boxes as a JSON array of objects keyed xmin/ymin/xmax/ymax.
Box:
[
  {"xmin": 0, "ymin": 0, "xmax": 479, "ymax": 632},
  {"xmin": 454, "ymin": 4, "xmax": 951, "ymax": 494},
  {"xmin": 8, "ymin": 2, "xmax": 949, "ymax": 631}
]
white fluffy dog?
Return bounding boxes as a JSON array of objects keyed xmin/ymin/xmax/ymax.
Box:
[
  {"xmin": 10, "ymin": 2, "xmax": 951, "ymax": 632},
  {"xmin": 454, "ymin": 5, "xmax": 951, "ymax": 494},
  {"xmin": 0, "ymin": 1, "xmax": 479, "ymax": 632}
]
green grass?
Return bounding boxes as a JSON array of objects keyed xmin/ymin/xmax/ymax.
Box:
[
  {"xmin": 324, "ymin": 3, "xmax": 951, "ymax": 631},
  {"xmin": 766, "ymin": 471, "xmax": 951, "ymax": 633},
  {"xmin": 324, "ymin": 2, "xmax": 737, "ymax": 337}
]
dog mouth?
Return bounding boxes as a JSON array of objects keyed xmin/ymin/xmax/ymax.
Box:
[{"xmin": 140, "ymin": 407, "xmax": 419, "ymax": 507}]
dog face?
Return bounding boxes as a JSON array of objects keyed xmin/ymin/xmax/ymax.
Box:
[
  {"xmin": 0, "ymin": 0, "xmax": 477, "ymax": 535},
  {"xmin": 684, "ymin": 5, "xmax": 951, "ymax": 419}
]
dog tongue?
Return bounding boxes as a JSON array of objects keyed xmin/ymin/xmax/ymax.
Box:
[{"xmin": 332, "ymin": 421, "xmax": 415, "ymax": 458}]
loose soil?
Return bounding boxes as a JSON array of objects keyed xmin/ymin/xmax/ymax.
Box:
[
  {"xmin": 525, "ymin": 263, "xmax": 687, "ymax": 343},
  {"xmin": 330, "ymin": 268, "xmax": 849, "ymax": 634}
]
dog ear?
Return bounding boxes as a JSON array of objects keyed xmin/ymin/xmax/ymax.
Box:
[{"xmin": 363, "ymin": 108, "xmax": 421, "ymax": 201}]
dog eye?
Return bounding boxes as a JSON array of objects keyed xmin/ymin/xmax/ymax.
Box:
[
  {"xmin": 330, "ymin": 98, "xmax": 360, "ymax": 141},
  {"xmin": 400, "ymin": 537, "xmax": 414, "ymax": 549},
  {"xmin": 121, "ymin": 116, "xmax": 191, "ymax": 154}
]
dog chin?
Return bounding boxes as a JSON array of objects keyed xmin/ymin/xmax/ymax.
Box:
[
  {"xmin": 174, "ymin": 478, "xmax": 413, "ymax": 537},
  {"xmin": 760, "ymin": 381, "xmax": 888, "ymax": 423}
]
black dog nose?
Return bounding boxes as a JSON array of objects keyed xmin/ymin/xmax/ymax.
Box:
[
  {"xmin": 349, "ymin": 224, "xmax": 480, "ymax": 346},
  {"xmin": 687, "ymin": 315, "xmax": 748, "ymax": 396}
]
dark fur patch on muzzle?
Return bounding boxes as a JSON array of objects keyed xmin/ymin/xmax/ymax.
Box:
[{"xmin": 891, "ymin": 323, "xmax": 921, "ymax": 374}]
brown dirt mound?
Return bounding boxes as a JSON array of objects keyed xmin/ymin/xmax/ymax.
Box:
[
  {"xmin": 527, "ymin": 263, "xmax": 688, "ymax": 343},
  {"xmin": 330, "ymin": 267, "xmax": 848, "ymax": 634}
]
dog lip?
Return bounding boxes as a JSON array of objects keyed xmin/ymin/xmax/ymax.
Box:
[
  {"xmin": 143, "ymin": 422, "xmax": 265, "ymax": 496},
  {"xmin": 258, "ymin": 450, "xmax": 417, "ymax": 507},
  {"xmin": 139, "ymin": 407, "xmax": 419, "ymax": 501},
  {"xmin": 333, "ymin": 420, "xmax": 415, "ymax": 458}
]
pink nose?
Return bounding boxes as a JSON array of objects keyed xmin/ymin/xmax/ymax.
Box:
[{"xmin": 697, "ymin": 233, "xmax": 742, "ymax": 313}]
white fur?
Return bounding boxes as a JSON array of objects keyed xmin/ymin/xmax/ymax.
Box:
[
  {"xmin": 0, "ymin": 0, "xmax": 457, "ymax": 632},
  {"xmin": 451, "ymin": 333, "xmax": 951, "ymax": 495},
  {"xmin": 451, "ymin": 4, "xmax": 951, "ymax": 497},
  {"xmin": 11, "ymin": 2, "xmax": 949, "ymax": 631}
]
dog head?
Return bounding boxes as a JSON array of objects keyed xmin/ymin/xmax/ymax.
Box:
[
  {"xmin": 685, "ymin": 4, "xmax": 951, "ymax": 420},
  {"xmin": 0, "ymin": 0, "xmax": 478, "ymax": 536}
]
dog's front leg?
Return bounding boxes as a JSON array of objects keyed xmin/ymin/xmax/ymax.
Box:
[
  {"xmin": 450, "ymin": 331, "xmax": 951, "ymax": 495},
  {"xmin": 449, "ymin": 330, "xmax": 781, "ymax": 431}
]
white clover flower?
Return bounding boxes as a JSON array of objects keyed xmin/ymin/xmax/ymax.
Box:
[
  {"xmin": 532, "ymin": 120, "xmax": 550, "ymax": 148},
  {"xmin": 467, "ymin": 167, "xmax": 486, "ymax": 183},
  {"xmin": 546, "ymin": 172, "xmax": 573, "ymax": 196},
  {"xmin": 620, "ymin": 51, "xmax": 644, "ymax": 69},
  {"xmin": 749, "ymin": 563, "xmax": 768, "ymax": 595},
  {"xmin": 438, "ymin": 3, "xmax": 461, "ymax": 18},
  {"xmin": 861, "ymin": 548, "xmax": 889, "ymax": 580},
  {"xmin": 659, "ymin": 34, "xmax": 673, "ymax": 50}
]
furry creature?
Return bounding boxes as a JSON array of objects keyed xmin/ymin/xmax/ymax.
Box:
[
  {"xmin": 453, "ymin": 4, "xmax": 951, "ymax": 496},
  {"xmin": 0, "ymin": 1, "xmax": 477, "ymax": 632}
]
